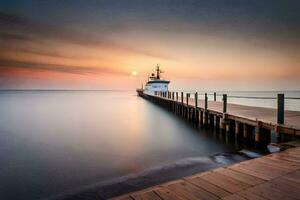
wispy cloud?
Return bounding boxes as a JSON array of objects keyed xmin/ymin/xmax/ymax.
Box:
[
  {"xmin": 0, "ymin": 59, "xmax": 128, "ymax": 76},
  {"xmin": 0, "ymin": 12, "xmax": 173, "ymax": 60}
]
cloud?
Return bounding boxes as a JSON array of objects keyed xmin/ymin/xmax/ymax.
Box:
[
  {"xmin": 0, "ymin": 59, "xmax": 127, "ymax": 76},
  {"xmin": 0, "ymin": 12, "xmax": 173, "ymax": 60}
]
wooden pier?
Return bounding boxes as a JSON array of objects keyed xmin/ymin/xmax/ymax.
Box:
[
  {"xmin": 111, "ymin": 145, "xmax": 300, "ymax": 200},
  {"xmin": 137, "ymin": 91, "xmax": 300, "ymax": 146}
]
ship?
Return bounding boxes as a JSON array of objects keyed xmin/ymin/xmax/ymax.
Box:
[{"xmin": 136, "ymin": 64, "xmax": 170, "ymax": 96}]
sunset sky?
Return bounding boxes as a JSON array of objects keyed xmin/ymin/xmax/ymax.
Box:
[{"xmin": 0, "ymin": 0, "xmax": 300, "ymax": 90}]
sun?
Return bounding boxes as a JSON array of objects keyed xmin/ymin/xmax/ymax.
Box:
[{"xmin": 132, "ymin": 71, "xmax": 137, "ymax": 76}]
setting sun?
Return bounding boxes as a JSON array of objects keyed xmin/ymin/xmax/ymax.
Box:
[{"xmin": 132, "ymin": 71, "xmax": 137, "ymax": 76}]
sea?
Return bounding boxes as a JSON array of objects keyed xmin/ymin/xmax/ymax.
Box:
[{"xmin": 0, "ymin": 90, "xmax": 299, "ymax": 200}]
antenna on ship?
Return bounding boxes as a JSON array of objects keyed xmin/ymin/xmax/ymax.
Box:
[{"xmin": 156, "ymin": 64, "xmax": 163, "ymax": 79}]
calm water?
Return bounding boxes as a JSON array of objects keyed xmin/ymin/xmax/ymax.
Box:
[{"xmin": 0, "ymin": 90, "xmax": 270, "ymax": 200}]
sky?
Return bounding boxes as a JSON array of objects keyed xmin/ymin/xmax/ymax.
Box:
[{"xmin": 0, "ymin": 0, "xmax": 300, "ymax": 90}]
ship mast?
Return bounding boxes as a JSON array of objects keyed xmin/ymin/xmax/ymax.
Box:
[{"xmin": 156, "ymin": 64, "xmax": 162, "ymax": 79}]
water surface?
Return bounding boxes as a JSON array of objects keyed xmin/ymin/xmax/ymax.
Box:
[{"xmin": 0, "ymin": 91, "xmax": 248, "ymax": 199}]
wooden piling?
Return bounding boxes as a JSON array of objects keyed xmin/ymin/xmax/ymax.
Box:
[
  {"xmin": 243, "ymin": 124, "xmax": 248, "ymax": 139},
  {"xmin": 199, "ymin": 110, "xmax": 203, "ymax": 126},
  {"xmin": 194, "ymin": 93, "xmax": 198, "ymax": 124},
  {"xmin": 235, "ymin": 121, "xmax": 240, "ymax": 136},
  {"xmin": 209, "ymin": 114, "xmax": 214, "ymax": 127},
  {"xmin": 205, "ymin": 93, "xmax": 208, "ymax": 110},
  {"xmin": 277, "ymin": 93, "xmax": 284, "ymax": 124},
  {"xmin": 181, "ymin": 92, "xmax": 184, "ymax": 117},
  {"xmin": 254, "ymin": 120, "xmax": 262, "ymax": 144},
  {"xmin": 223, "ymin": 94, "xmax": 227, "ymax": 113}
]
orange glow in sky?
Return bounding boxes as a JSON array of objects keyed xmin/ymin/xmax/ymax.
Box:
[{"xmin": 0, "ymin": 1, "xmax": 300, "ymax": 90}]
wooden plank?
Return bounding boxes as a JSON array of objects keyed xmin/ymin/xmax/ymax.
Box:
[
  {"xmin": 256, "ymin": 157, "xmax": 300, "ymax": 171},
  {"xmin": 247, "ymin": 183, "xmax": 293, "ymax": 200},
  {"xmin": 222, "ymin": 194, "xmax": 247, "ymax": 200},
  {"xmin": 283, "ymin": 170, "xmax": 300, "ymax": 184},
  {"xmin": 130, "ymin": 191, "xmax": 161, "ymax": 200},
  {"xmin": 112, "ymin": 147, "xmax": 300, "ymax": 200},
  {"xmin": 268, "ymin": 153, "xmax": 300, "ymax": 164},
  {"xmin": 236, "ymin": 190, "xmax": 267, "ymax": 200},
  {"xmin": 214, "ymin": 168, "xmax": 265, "ymax": 186},
  {"xmin": 166, "ymin": 180, "xmax": 219, "ymax": 200},
  {"xmin": 267, "ymin": 176, "xmax": 300, "ymax": 199},
  {"xmin": 200, "ymin": 172, "xmax": 251, "ymax": 193},
  {"xmin": 228, "ymin": 164, "xmax": 274, "ymax": 180},
  {"xmin": 154, "ymin": 187, "xmax": 183, "ymax": 200},
  {"xmin": 229, "ymin": 160, "xmax": 289, "ymax": 180},
  {"xmin": 240, "ymin": 159, "xmax": 292, "ymax": 174},
  {"xmin": 185, "ymin": 176, "xmax": 231, "ymax": 198}
]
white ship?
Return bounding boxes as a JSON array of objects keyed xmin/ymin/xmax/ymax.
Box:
[{"xmin": 137, "ymin": 65, "xmax": 170, "ymax": 96}]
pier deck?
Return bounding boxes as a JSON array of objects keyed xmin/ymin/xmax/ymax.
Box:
[
  {"xmin": 111, "ymin": 146, "xmax": 300, "ymax": 200},
  {"xmin": 144, "ymin": 93, "xmax": 300, "ymax": 137},
  {"xmin": 192, "ymin": 98, "xmax": 300, "ymax": 131}
]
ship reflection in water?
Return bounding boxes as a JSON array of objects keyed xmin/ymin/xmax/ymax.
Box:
[{"xmin": 0, "ymin": 91, "xmax": 251, "ymax": 200}]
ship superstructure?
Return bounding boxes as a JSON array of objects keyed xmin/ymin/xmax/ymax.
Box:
[{"xmin": 142, "ymin": 65, "xmax": 170, "ymax": 96}]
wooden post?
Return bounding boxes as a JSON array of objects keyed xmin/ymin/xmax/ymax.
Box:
[
  {"xmin": 181, "ymin": 92, "xmax": 184, "ymax": 117},
  {"xmin": 176, "ymin": 92, "xmax": 178, "ymax": 101},
  {"xmin": 255, "ymin": 121, "xmax": 262, "ymax": 145},
  {"xmin": 243, "ymin": 124, "xmax": 248, "ymax": 139},
  {"xmin": 226, "ymin": 122, "xmax": 231, "ymax": 134},
  {"xmin": 181, "ymin": 92, "xmax": 184, "ymax": 104},
  {"xmin": 200, "ymin": 110, "xmax": 203, "ymax": 126},
  {"xmin": 194, "ymin": 92, "xmax": 198, "ymax": 124},
  {"xmin": 186, "ymin": 93, "xmax": 189, "ymax": 120},
  {"xmin": 195, "ymin": 92, "xmax": 198, "ymax": 108},
  {"xmin": 277, "ymin": 93, "xmax": 284, "ymax": 124},
  {"xmin": 214, "ymin": 92, "xmax": 216, "ymax": 101},
  {"xmin": 215, "ymin": 116, "xmax": 220, "ymax": 129},
  {"xmin": 235, "ymin": 121, "xmax": 240, "ymax": 136},
  {"xmin": 186, "ymin": 93, "xmax": 189, "ymax": 106},
  {"xmin": 205, "ymin": 93, "xmax": 208, "ymax": 111},
  {"xmin": 203, "ymin": 93, "xmax": 208, "ymax": 126},
  {"xmin": 209, "ymin": 114, "xmax": 215, "ymax": 127},
  {"xmin": 223, "ymin": 94, "xmax": 227, "ymax": 113}
]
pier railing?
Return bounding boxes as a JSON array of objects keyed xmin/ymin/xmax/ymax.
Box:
[
  {"xmin": 149, "ymin": 90, "xmax": 300, "ymax": 146},
  {"xmin": 155, "ymin": 91, "xmax": 300, "ymax": 125}
]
